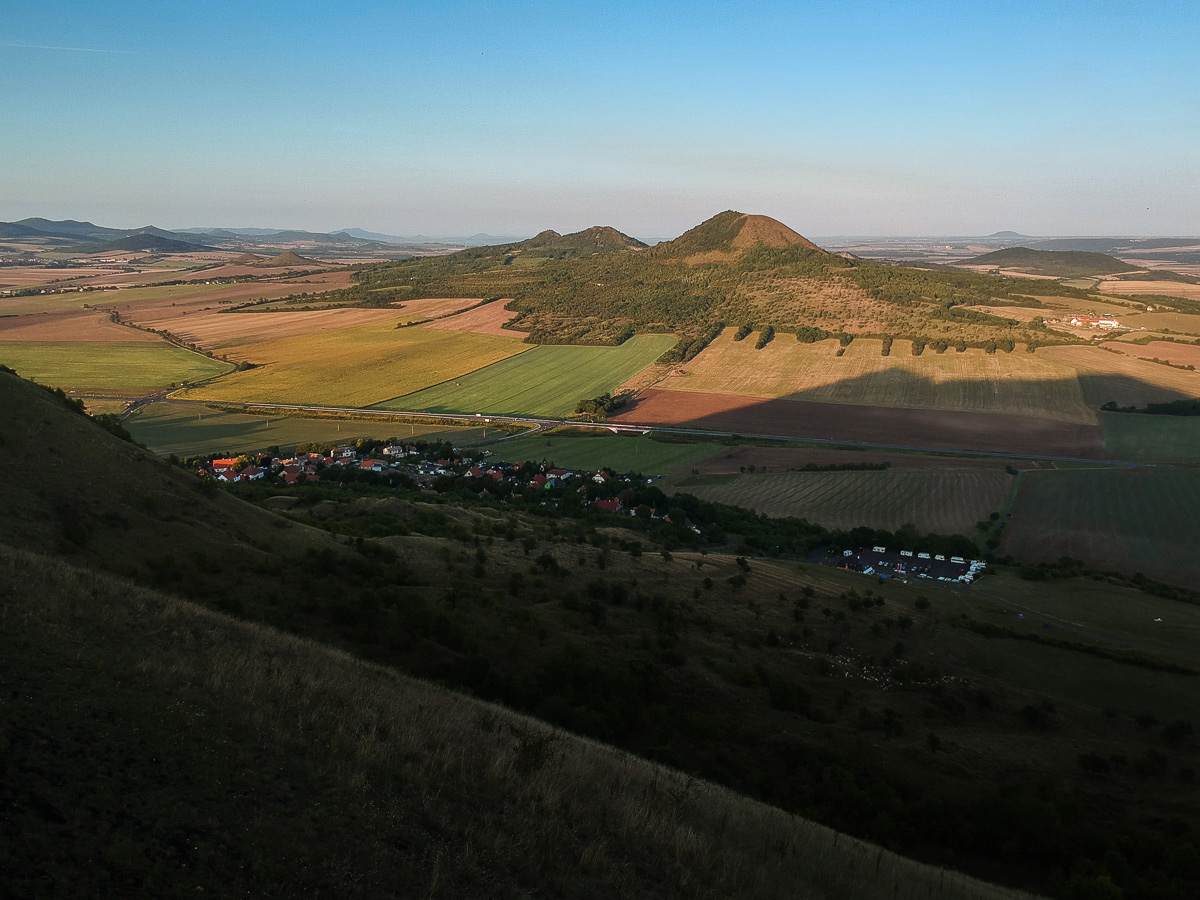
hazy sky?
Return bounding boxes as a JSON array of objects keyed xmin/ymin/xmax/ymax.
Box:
[{"xmin": 2, "ymin": 0, "xmax": 1197, "ymax": 238}]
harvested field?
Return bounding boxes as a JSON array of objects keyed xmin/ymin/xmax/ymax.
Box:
[
  {"xmin": 0, "ymin": 309, "xmax": 160, "ymax": 342},
  {"xmin": 389, "ymin": 296, "xmax": 482, "ymax": 322},
  {"xmin": 174, "ymin": 264, "xmax": 347, "ymax": 282},
  {"xmin": 1099, "ymin": 279, "xmax": 1200, "ymax": 302},
  {"xmin": 1, "ymin": 283, "xmax": 232, "ymax": 316},
  {"xmin": 668, "ymin": 330, "xmax": 1094, "ymax": 423},
  {"xmin": 183, "ymin": 323, "xmax": 529, "ymax": 408},
  {"xmin": 1107, "ymin": 340, "xmax": 1200, "ymax": 368},
  {"xmin": 0, "ymin": 341, "xmax": 232, "ymax": 394},
  {"xmin": 146, "ymin": 308, "xmax": 405, "ymax": 348},
  {"xmin": 1100, "ymin": 412, "xmax": 1200, "ymax": 463},
  {"xmin": 383, "ymin": 334, "xmax": 676, "ymax": 419},
  {"xmin": 612, "ymin": 389, "xmax": 1105, "ymax": 457},
  {"xmin": 125, "ymin": 401, "xmax": 487, "ymax": 457},
  {"xmin": 1001, "ymin": 469, "xmax": 1200, "ymax": 588},
  {"xmin": 671, "ymin": 469, "xmax": 1011, "ymax": 534},
  {"xmin": 422, "ymin": 299, "xmax": 527, "ymax": 336},
  {"xmin": 958, "ymin": 305, "xmax": 1049, "ymax": 323},
  {"xmin": 1117, "ymin": 311, "xmax": 1200, "ymax": 334},
  {"xmin": 0, "ymin": 266, "xmax": 125, "ymax": 288},
  {"xmin": 1040, "ymin": 345, "xmax": 1200, "ymax": 408}
]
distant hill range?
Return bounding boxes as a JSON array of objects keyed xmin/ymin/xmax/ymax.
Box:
[
  {"xmin": 959, "ymin": 247, "xmax": 1138, "ymax": 277},
  {"xmin": 986, "ymin": 230, "xmax": 1031, "ymax": 239},
  {"xmin": 75, "ymin": 233, "xmax": 217, "ymax": 254}
]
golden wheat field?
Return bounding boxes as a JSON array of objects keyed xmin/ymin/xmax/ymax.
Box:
[
  {"xmin": 182, "ymin": 320, "xmax": 530, "ymax": 407},
  {"xmin": 1039, "ymin": 345, "xmax": 1200, "ymax": 407},
  {"xmin": 663, "ymin": 330, "xmax": 1096, "ymax": 422}
]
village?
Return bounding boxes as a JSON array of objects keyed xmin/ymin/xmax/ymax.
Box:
[{"xmin": 191, "ymin": 439, "xmax": 692, "ymax": 524}]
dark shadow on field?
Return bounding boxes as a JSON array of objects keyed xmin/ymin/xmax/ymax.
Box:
[{"xmin": 615, "ymin": 367, "xmax": 1200, "ymax": 458}]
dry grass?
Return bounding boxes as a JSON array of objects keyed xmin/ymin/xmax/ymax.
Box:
[
  {"xmin": 1107, "ymin": 340, "xmax": 1200, "ymax": 368},
  {"xmin": 665, "ymin": 329, "xmax": 1095, "ymax": 423},
  {"xmin": 388, "ymin": 296, "xmax": 483, "ymax": 321},
  {"xmin": 1099, "ymin": 279, "xmax": 1200, "ymax": 302},
  {"xmin": 0, "ymin": 543, "xmax": 1036, "ymax": 900}
]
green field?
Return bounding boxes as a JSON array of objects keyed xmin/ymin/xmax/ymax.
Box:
[
  {"xmin": 185, "ymin": 323, "xmax": 529, "ymax": 408},
  {"xmin": 381, "ymin": 334, "xmax": 676, "ymax": 418},
  {"xmin": 1001, "ymin": 469, "xmax": 1200, "ymax": 587},
  {"xmin": 670, "ymin": 468, "xmax": 1012, "ymax": 534},
  {"xmin": 490, "ymin": 430, "xmax": 721, "ymax": 473},
  {"xmin": 0, "ymin": 341, "xmax": 233, "ymax": 394},
  {"xmin": 1101, "ymin": 412, "xmax": 1200, "ymax": 462},
  {"xmin": 125, "ymin": 402, "xmax": 489, "ymax": 457}
]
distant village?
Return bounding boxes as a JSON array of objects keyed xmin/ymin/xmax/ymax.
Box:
[{"xmin": 192, "ymin": 439, "xmax": 693, "ymax": 525}]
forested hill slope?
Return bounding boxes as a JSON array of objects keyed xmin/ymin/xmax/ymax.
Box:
[
  {"xmin": 649, "ymin": 209, "xmax": 824, "ymax": 261},
  {"xmin": 961, "ymin": 247, "xmax": 1139, "ymax": 277}
]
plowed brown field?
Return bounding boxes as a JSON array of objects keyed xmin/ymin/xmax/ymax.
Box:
[
  {"xmin": 0, "ymin": 309, "xmax": 161, "ymax": 342},
  {"xmin": 611, "ymin": 389, "xmax": 1104, "ymax": 457},
  {"xmin": 422, "ymin": 299, "xmax": 526, "ymax": 336}
]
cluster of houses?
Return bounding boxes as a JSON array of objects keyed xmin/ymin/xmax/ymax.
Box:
[
  {"xmin": 1064, "ymin": 313, "xmax": 1121, "ymax": 330},
  {"xmin": 193, "ymin": 441, "xmax": 679, "ymax": 522}
]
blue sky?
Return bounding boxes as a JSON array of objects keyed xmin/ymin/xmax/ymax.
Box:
[{"xmin": 2, "ymin": 0, "xmax": 1197, "ymax": 237}]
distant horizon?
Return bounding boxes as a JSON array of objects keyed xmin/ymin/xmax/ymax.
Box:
[{"xmin": 2, "ymin": 211, "xmax": 1197, "ymax": 245}]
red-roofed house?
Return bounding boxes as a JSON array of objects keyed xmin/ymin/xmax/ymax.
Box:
[
  {"xmin": 596, "ymin": 499, "xmax": 621, "ymax": 513},
  {"xmin": 211, "ymin": 458, "xmax": 239, "ymax": 472}
]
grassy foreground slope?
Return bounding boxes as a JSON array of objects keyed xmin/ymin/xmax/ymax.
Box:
[{"xmin": 1, "ymin": 547, "xmax": 1032, "ymax": 900}]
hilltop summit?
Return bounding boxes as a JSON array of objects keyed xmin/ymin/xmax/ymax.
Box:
[{"xmin": 652, "ymin": 210, "xmax": 822, "ymax": 261}]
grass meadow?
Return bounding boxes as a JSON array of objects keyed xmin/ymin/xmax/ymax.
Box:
[
  {"xmin": 1001, "ymin": 468, "xmax": 1200, "ymax": 587},
  {"xmin": 671, "ymin": 468, "xmax": 1012, "ymax": 534},
  {"xmin": 491, "ymin": 429, "xmax": 721, "ymax": 473},
  {"xmin": 184, "ymin": 321, "xmax": 530, "ymax": 407},
  {"xmin": 1100, "ymin": 412, "xmax": 1200, "ymax": 462},
  {"xmin": 0, "ymin": 341, "xmax": 232, "ymax": 394},
  {"xmin": 384, "ymin": 334, "xmax": 676, "ymax": 418},
  {"xmin": 125, "ymin": 401, "xmax": 488, "ymax": 457},
  {"xmin": 669, "ymin": 330, "xmax": 1096, "ymax": 422}
]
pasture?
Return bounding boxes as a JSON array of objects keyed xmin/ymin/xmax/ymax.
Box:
[
  {"xmin": 125, "ymin": 401, "xmax": 487, "ymax": 457},
  {"xmin": 384, "ymin": 334, "xmax": 676, "ymax": 418},
  {"xmin": 670, "ymin": 468, "xmax": 1012, "ymax": 534},
  {"xmin": 1001, "ymin": 469, "xmax": 1200, "ymax": 588},
  {"xmin": 0, "ymin": 341, "xmax": 232, "ymax": 394},
  {"xmin": 491, "ymin": 430, "xmax": 719, "ymax": 474},
  {"xmin": 184, "ymin": 321, "xmax": 529, "ymax": 408},
  {"xmin": 1100, "ymin": 412, "xmax": 1200, "ymax": 463},
  {"xmin": 670, "ymin": 330, "xmax": 1095, "ymax": 422}
]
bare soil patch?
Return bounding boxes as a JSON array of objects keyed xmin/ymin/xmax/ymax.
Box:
[
  {"xmin": 392, "ymin": 297, "xmax": 483, "ymax": 321},
  {"xmin": 422, "ymin": 299, "xmax": 527, "ymax": 336},
  {"xmin": 0, "ymin": 309, "xmax": 161, "ymax": 343},
  {"xmin": 612, "ymin": 389, "xmax": 1104, "ymax": 457}
]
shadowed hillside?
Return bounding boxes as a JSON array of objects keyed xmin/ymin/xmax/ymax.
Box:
[{"xmin": 961, "ymin": 248, "xmax": 1137, "ymax": 277}]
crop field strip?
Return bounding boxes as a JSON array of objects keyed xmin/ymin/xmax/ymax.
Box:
[
  {"xmin": 0, "ymin": 341, "xmax": 233, "ymax": 394},
  {"xmin": 1107, "ymin": 340, "xmax": 1200, "ymax": 368},
  {"xmin": 667, "ymin": 330, "xmax": 1097, "ymax": 423},
  {"xmin": 146, "ymin": 307, "xmax": 406, "ymax": 348},
  {"xmin": 1001, "ymin": 468, "xmax": 1200, "ymax": 588},
  {"xmin": 490, "ymin": 431, "xmax": 720, "ymax": 473},
  {"xmin": 125, "ymin": 401, "xmax": 488, "ymax": 457},
  {"xmin": 183, "ymin": 320, "xmax": 531, "ymax": 408},
  {"xmin": 0, "ymin": 282, "xmax": 233, "ymax": 316},
  {"xmin": 669, "ymin": 468, "xmax": 1012, "ymax": 534},
  {"xmin": 1099, "ymin": 412, "xmax": 1200, "ymax": 463},
  {"xmin": 0, "ymin": 308, "xmax": 163, "ymax": 342},
  {"xmin": 381, "ymin": 334, "xmax": 677, "ymax": 419}
]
